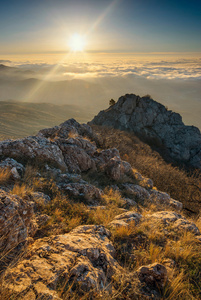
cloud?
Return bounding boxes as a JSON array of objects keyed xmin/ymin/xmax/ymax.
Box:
[{"xmin": 1, "ymin": 55, "xmax": 201, "ymax": 81}]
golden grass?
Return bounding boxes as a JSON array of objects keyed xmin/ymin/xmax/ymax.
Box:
[
  {"xmin": 113, "ymin": 221, "xmax": 137, "ymax": 239},
  {"xmin": 0, "ymin": 168, "xmax": 11, "ymax": 185},
  {"xmin": 10, "ymin": 183, "xmax": 33, "ymax": 197},
  {"xmin": 163, "ymin": 271, "xmax": 193, "ymax": 300},
  {"xmin": 92, "ymin": 125, "xmax": 201, "ymax": 214}
]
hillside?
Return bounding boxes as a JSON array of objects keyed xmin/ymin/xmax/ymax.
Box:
[
  {"xmin": 0, "ymin": 116, "xmax": 201, "ymax": 299},
  {"xmin": 0, "ymin": 101, "xmax": 94, "ymax": 140}
]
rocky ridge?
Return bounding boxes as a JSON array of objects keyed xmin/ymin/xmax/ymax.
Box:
[
  {"xmin": 90, "ymin": 94, "xmax": 201, "ymax": 169},
  {"xmin": 0, "ymin": 118, "xmax": 200, "ymax": 299}
]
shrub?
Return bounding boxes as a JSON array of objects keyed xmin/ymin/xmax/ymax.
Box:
[{"xmin": 109, "ymin": 99, "xmax": 116, "ymax": 106}]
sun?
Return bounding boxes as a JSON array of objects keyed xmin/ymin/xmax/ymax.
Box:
[{"xmin": 69, "ymin": 33, "xmax": 86, "ymax": 52}]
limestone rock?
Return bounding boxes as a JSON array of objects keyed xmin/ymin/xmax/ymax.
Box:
[
  {"xmin": 59, "ymin": 182, "xmax": 102, "ymax": 204},
  {"xmin": 57, "ymin": 139, "xmax": 96, "ymax": 173},
  {"xmin": 0, "ymin": 190, "xmax": 37, "ymax": 255},
  {"xmin": 0, "ymin": 136, "xmax": 67, "ymax": 170},
  {"xmin": 109, "ymin": 211, "xmax": 142, "ymax": 228},
  {"xmin": 38, "ymin": 118, "xmax": 98, "ymax": 142},
  {"xmin": 137, "ymin": 263, "xmax": 168, "ymax": 290},
  {"xmin": 123, "ymin": 184, "xmax": 150, "ymax": 203},
  {"xmin": 149, "ymin": 190, "xmax": 182, "ymax": 211},
  {"xmin": 3, "ymin": 225, "xmax": 122, "ymax": 298},
  {"xmin": 148, "ymin": 211, "xmax": 200, "ymax": 235},
  {"xmin": 103, "ymin": 156, "xmax": 132, "ymax": 181},
  {"xmin": 90, "ymin": 94, "xmax": 201, "ymax": 169}
]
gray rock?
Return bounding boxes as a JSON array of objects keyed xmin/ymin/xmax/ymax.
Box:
[
  {"xmin": 148, "ymin": 211, "xmax": 200, "ymax": 235},
  {"xmin": 0, "ymin": 136, "xmax": 67, "ymax": 170},
  {"xmin": 0, "ymin": 190, "xmax": 37, "ymax": 254},
  {"xmin": 59, "ymin": 182, "xmax": 102, "ymax": 204}
]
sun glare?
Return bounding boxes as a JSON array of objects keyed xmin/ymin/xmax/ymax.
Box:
[{"xmin": 69, "ymin": 33, "xmax": 86, "ymax": 52}]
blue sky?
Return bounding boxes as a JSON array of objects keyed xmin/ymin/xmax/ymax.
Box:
[{"xmin": 0, "ymin": 0, "xmax": 201, "ymax": 53}]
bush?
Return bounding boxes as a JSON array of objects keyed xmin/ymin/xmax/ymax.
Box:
[{"xmin": 109, "ymin": 99, "xmax": 116, "ymax": 106}]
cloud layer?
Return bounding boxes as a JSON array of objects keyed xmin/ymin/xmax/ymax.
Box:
[{"xmin": 6, "ymin": 56, "xmax": 201, "ymax": 81}]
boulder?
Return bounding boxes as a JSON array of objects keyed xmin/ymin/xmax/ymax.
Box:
[
  {"xmin": 123, "ymin": 184, "xmax": 150, "ymax": 203},
  {"xmin": 3, "ymin": 225, "xmax": 122, "ymax": 298},
  {"xmin": 149, "ymin": 190, "xmax": 182, "ymax": 211},
  {"xmin": 148, "ymin": 211, "xmax": 200, "ymax": 235},
  {"xmin": 109, "ymin": 211, "xmax": 142, "ymax": 228},
  {"xmin": 38, "ymin": 118, "xmax": 97, "ymax": 142},
  {"xmin": 137, "ymin": 263, "xmax": 168, "ymax": 290},
  {"xmin": 30, "ymin": 192, "xmax": 51, "ymax": 206},
  {"xmin": 59, "ymin": 182, "xmax": 102, "ymax": 204},
  {"xmin": 0, "ymin": 190, "xmax": 37, "ymax": 255},
  {"xmin": 0, "ymin": 136, "xmax": 67, "ymax": 170}
]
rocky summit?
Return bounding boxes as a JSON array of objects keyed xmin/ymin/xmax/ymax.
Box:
[
  {"xmin": 90, "ymin": 94, "xmax": 201, "ymax": 169},
  {"xmin": 0, "ymin": 115, "xmax": 201, "ymax": 299}
]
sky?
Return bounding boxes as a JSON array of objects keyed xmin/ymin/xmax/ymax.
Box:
[{"xmin": 0, "ymin": 0, "xmax": 201, "ymax": 54}]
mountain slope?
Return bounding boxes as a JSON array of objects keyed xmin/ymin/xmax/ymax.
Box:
[
  {"xmin": 0, "ymin": 101, "xmax": 94, "ymax": 140},
  {"xmin": 0, "ymin": 118, "xmax": 201, "ymax": 299}
]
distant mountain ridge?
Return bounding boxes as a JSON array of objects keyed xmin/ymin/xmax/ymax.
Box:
[{"xmin": 90, "ymin": 94, "xmax": 201, "ymax": 169}]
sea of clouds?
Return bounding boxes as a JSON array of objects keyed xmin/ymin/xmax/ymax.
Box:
[{"xmin": 0, "ymin": 55, "xmax": 201, "ymax": 129}]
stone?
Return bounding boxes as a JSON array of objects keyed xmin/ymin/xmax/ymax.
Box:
[
  {"xmin": 59, "ymin": 182, "xmax": 102, "ymax": 204},
  {"xmin": 108, "ymin": 219, "xmax": 129, "ymax": 228},
  {"xmin": 123, "ymin": 184, "xmax": 150, "ymax": 203},
  {"xmin": 148, "ymin": 211, "xmax": 200, "ymax": 235},
  {"xmin": 137, "ymin": 263, "xmax": 168, "ymax": 290},
  {"xmin": 36, "ymin": 214, "xmax": 51, "ymax": 227},
  {"xmin": 3, "ymin": 225, "xmax": 122, "ymax": 298},
  {"xmin": 103, "ymin": 156, "xmax": 132, "ymax": 181},
  {"xmin": 0, "ymin": 136, "xmax": 67, "ymax": 170},
  {"xmin": 149, "ymin": 190, "xmax": 183, "ymax": 211},
  {"xmin": 0, "ymin": 190, "xmax": 37, "ymax": 255},
  {"xmin": 112, "ymin": 211, "xmax": 142, "ymax": 225}
]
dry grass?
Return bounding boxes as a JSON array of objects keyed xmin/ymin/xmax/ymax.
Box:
[
  {"xmin": 0, "ymin": 169, "xmax": 11, "ymax": 185},
  {"xmin": 92, "ymin": 125, "xmax": 201, "ymax": 214},
  {"xmin": 10, "ymin": 183, "xmax": 33, "ymax": 197},
  {"xmin": 163, "ymin": 271, "xmax": 194, "ymax": 300}
]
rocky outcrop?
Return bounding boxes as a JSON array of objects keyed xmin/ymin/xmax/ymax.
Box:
[
  {"xmin": 90, "ymin": 94, "xmax": 201, "ymax": 169},
  {"xmin": 0, "ymin": 136, "xmax": 67, "ymax": 170},
  {"xmin": 0, "ymin": 190, "xmax": 37, "ymax": 254},
  {"xmin": 3, "ymin": 225, "xmax": 122, "ymax": 298},
  {"xmin": 137, "ymin": 263, "xmax": 168, "ymax": 290},
  {"xmin": 122, "ymin": 184, "xmax": 182, "ymax": 211},
  {"xmin": 148, "ymin": 211, "xmax": 200, "ymax": 235},
  {"xmin": 59, "ymin": 182, "xmax": 102, "ymax": 204},
  {"xmin": 0, "ymin": 119, "xmax": 133, "ymax": 182}
]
